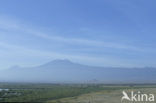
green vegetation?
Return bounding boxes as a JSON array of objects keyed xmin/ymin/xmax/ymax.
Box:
[
  {"xmin": 0, "ymin": 83, "xmax": 104, "ymax": 102},
  {"xmin": 0, "ymin": 83, "xmax": 156, "ymax": 103}
]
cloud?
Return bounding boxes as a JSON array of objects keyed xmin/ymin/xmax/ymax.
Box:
[
  {"xmin": 0, "ymin": 15, "xmax": 145, "ymax": 52},
  {"xmin": 0, "ymin": 41, "xmax": 132, "ymax": 68},
  {"xmin": 0, "ymin": 15, "xmax": 20, "ymax": 30},
  {"xmin": 0, "ymin": 15, "xmax": 156, "ymax": 68}
]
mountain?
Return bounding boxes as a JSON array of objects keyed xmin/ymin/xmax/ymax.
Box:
[{"xmin": 0, "ymin": 59, "xmax": 156, "ymax": 83}]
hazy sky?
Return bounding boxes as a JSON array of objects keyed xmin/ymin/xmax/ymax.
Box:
[{"xmin": 0, "ymin": 0, "xmax": 156, "ymax": 69}]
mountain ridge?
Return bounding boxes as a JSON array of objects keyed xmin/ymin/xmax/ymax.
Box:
[{"xmin": 0, "ymin": 59, "xmax": 156, "ymax": 83}]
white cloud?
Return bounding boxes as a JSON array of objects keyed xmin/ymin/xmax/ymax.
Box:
[
  {"xmin": 0, "ymin": 15, "xmax": 146, "ymax": 52},
  {"xmin": 0, "ymin": 41, "xmax": 134, "ymax": 68},
  {"xmin": 0, "ymin": 15, "xmax": 156, "ymax": 68}
]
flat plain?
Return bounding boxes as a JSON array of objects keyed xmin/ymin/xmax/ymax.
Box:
[{"xmin": 0, "ymin": 83, "xmax": 156, "ymax": 103}]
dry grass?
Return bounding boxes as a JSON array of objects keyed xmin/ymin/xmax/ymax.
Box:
[{"xmin": 47, "ymin": 88, "xmax": 156, "ymax": 103}]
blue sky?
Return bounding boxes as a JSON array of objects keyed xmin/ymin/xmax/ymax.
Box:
[{"xmin": 0, "ymin": 0, "xmax": 156, "ymax": 69}]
